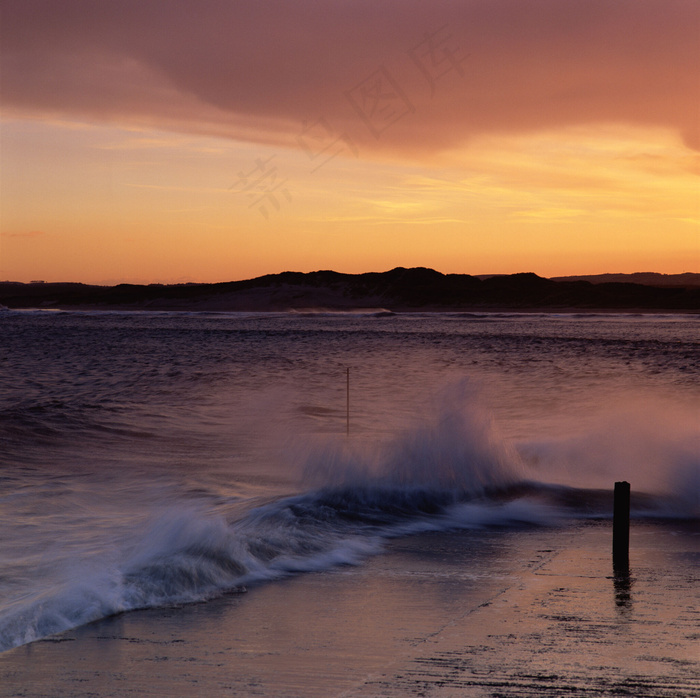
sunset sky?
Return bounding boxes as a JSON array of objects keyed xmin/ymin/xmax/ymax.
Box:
[{"xmin": 1, "ymin": 0, "xmax": 698, "ymax": 284}]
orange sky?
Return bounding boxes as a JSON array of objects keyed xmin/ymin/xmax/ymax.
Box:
[{"xmin": 1, "ymin": 0, "xmax": 698, "ymax": 283}]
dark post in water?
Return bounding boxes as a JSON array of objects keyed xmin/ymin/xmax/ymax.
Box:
[{"xmin": 613, "ymin": 481, "xmax": 630, "ymax": 568}]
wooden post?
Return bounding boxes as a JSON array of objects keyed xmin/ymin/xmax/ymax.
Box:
[
  {"xmin": 613, "ymin": 481, "xmax": 630, "ymax": 569},
  {"xmin": 346, "ymin": 367, "xmax": 350, "ymax": 437}
]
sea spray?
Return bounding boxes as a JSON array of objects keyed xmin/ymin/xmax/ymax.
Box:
[
  {"xmin": 300, "ymin": 378, "xmax": 524, "ymax": 496},
  {"xmin": 516, "ymin": 392, "xmax": 700, "ymax": 516},
  {"xmin": 0, "ymin": 378, "xmax": 543, "ymax": 653},
  {"xmin": 382, "ymin": 379, "xmax": 524, "ymax": 493}
]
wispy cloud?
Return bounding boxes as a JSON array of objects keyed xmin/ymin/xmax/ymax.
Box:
[
  {"xmin": 123, "ymin": 183, "xmax": 227, "ymax": 193},
  {"xmin": 95, "ymin": 134, "xmax": 228, "ymax": 154},
  {"xmin": 514, "ymin": 208, "xmax": 588, "ymax": 220},
  {"xmin": 1, "ymin": 230, "xmax": 47, "ymax": 238}
]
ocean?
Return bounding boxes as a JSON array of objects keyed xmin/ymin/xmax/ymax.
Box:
[{"xmin": 1, "ymin": 309, "xmax": 698, "ymax": 655}]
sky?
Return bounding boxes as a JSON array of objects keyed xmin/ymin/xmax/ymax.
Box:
[{"xmin": 1, "ymin": 0, "xmax": 698, "ymax": 284}]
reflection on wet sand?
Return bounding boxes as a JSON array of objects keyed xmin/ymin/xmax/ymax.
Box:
[
  {"xmin": 612, "ymin": 561, "xmax": 633, "ymax": 617},
  {"xmin": 1, "ymin": 522, "xmax": 697, "ymax": 698}
]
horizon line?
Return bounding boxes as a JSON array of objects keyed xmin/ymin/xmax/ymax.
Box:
[{"xmin": 2, "ymin": 268, "xmax": 699, "ymax": 288}]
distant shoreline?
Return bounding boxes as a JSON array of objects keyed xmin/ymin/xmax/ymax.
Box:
[
  {"xmin": 2, "ymin": 267, "xmax": 699, "ymax": 313},
  {"xmin": 3, "ymin": 306, "xmax": 699, "ymax": 316}
]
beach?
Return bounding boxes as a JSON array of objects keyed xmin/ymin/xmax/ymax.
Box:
[
  {"xmin": 2, "ymin": 519, "xmax": 697, "ymax": 697},
  {"xmin": 1, "ymin": 310, "xmax": 698, "ymax": 696}
]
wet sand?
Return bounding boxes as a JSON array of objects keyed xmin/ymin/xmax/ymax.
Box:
[{"xmin": 1, "ymin": 520, "xmax": 697, "ymax": 697}]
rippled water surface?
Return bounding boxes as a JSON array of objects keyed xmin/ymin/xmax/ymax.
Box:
[{"xmin": 1, "ymin": 310, "xmax": 698, "ymax": 651}]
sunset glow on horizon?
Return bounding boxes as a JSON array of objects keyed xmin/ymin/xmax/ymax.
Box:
[{"xmin": 1, "ymin": 1, "xmax": 698, "ymax": 284}]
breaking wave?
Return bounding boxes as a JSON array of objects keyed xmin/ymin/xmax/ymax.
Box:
[{"xmin": 2, "ymin": 378, "xmax": 696, "ymax": 652}]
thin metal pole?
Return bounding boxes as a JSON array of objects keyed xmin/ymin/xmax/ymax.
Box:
[{"xmin": 346, "ymin": 367, "xmax": 350, "ymax": 437}]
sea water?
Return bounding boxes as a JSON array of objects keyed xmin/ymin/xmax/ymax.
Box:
[{"xmin": 0, "ymin": 310, "xmax": 697, "ymax": 652}]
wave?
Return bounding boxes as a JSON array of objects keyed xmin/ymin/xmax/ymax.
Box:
[
  {"xmin": 0, "ymin": 481, "xmax": 554, "ymax": 654},
  {"xmin": 1, "ymin": 378, "xmax": 697, "ymax": 653},
  {"xmin": 286, "ymin": 308, "xmax": 396, "ymax": 317},
  {"xmin": 3, "ymin": 468, "xmax": 692, "ymax": 653}
]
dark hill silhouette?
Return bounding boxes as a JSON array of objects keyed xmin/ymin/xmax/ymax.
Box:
[
  {"xmin": 550, "ymin": 272, "xmax": 700, "ymax": 287},
  {"xmin": 1, "ymin": 268, "xmax": 698, "ymax": 312}
]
